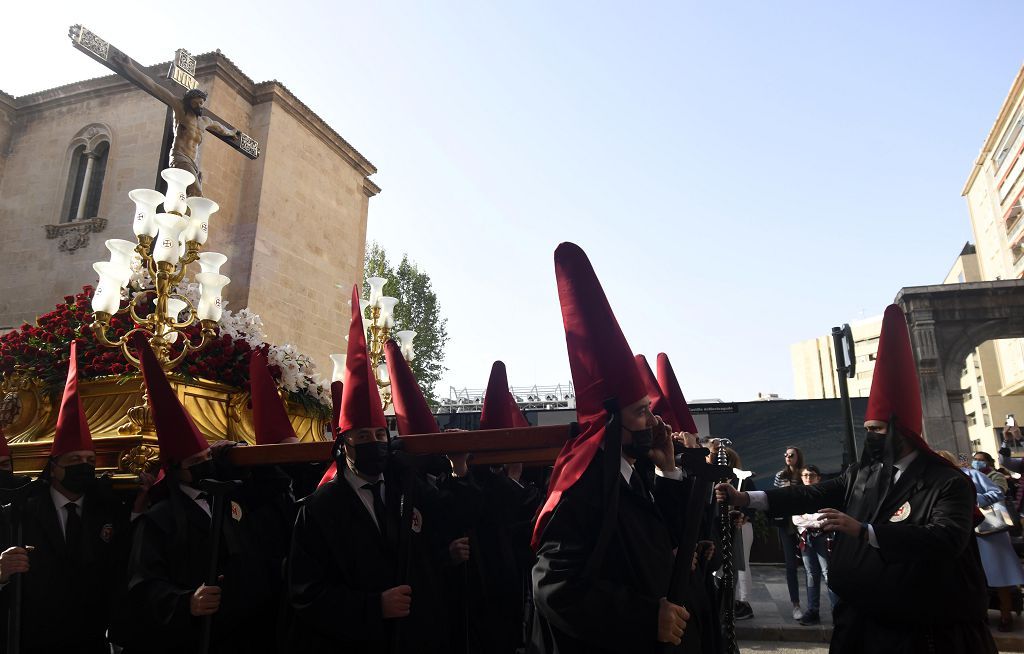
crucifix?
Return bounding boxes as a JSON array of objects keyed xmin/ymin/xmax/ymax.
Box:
[{"xmin": 68, "ymin": 25, "xmax": 260, "ymax": 198}]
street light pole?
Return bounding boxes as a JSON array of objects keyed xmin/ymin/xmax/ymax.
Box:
[{"xmin": 832, "ymin": 325, "xmax": 858, "ymax": 469}]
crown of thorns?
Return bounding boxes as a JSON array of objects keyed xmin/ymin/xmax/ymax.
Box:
[{"xmin": 183, "ymin": 88, "xmax": 208, "ymax": 102}]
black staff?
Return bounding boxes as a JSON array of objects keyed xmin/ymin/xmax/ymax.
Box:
[
  {"xmin": 660, "ymin": 447, "xmax": 731, "ymax": 653},
  {"xmin": 0, "ymin": 477, "xmax": 39, "ymax": 654},
  {"xmin": 195, "ymin": 479, "xmax": 240, "ymax": 654},
  {"xmin": 715, "ymin": 440, "xmax": 739, "ymax": 654}
]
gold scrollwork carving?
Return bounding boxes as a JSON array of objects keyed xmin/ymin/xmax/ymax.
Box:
[{"xmin": 119, "ymin": 445, "xmax": 160, "ymax": 475}]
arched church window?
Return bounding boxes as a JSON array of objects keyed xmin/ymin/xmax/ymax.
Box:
[{"xmin": 60, "ymin": 125, "xmax": 111, "ymax": 223}]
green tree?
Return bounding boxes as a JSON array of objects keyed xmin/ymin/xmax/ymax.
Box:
[{"xmin": 363, "ymin": 242, "xmax": 449, "ymax": 404}]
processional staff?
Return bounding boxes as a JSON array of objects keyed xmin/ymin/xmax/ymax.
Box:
[{"xmin": 716, "ymin": 439, "xmax": 740, "ymax": 654}]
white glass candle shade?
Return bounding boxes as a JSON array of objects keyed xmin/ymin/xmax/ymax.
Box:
[
  {"xmin": 160, "ymin": 168, "xmax": 195, "ymax": 215},
  {"xmin": 195, "ymin": 272, "xmax": 230, "ymax": 321},
  {"xmin": 376, "ymin": 363, "xmax": 390, "ymax": 385},
  {"xmin": 91, "ymin": 262, "xmax": 125, "ymax": 314},
  {"xmin": 94, "ymin": 258, "xmax": 131, "ymax": 289},
  {"xmin": 377, "ymin": 297, "xmax": 399, "ymax": 325},
  {"xmin": 128, "ymin": 189, "xmax": 164, "ymax": 238},
  {"xmin": 366, "ymin": 277, "xmax": 387, "ymax": 305},
  {"xmin": 164, "ymin": 298, "xmax": 188, "ymax": 322},
  {"xmin": 152, "ymin": 214, "xmax": 189, "ymax": 264},
  {"xmin": 105, "ymin": 239, "xmax": 137, "ymax": 271},
  {"xmin": 197, "ymin": 252, "xmax": 228, "ymax": 274},
  {"xmin": 184, "ymin": 197, "xmax": 218, "ymax": 245},
  {"xmin": 359, "ymin": 299, "xmax": 371, "ymax": 319},
  {"xmin": 395, "ymin": 330, "xmax": 416, "ymax": 361},
  {"xmin": 330, "ymin": 354, "xmax": 347, "ymax": 382}
]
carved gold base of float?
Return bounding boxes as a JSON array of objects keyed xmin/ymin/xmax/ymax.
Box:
[{"xmin": 0, "ymin": 375, "xmax": 329, "ymax": 481}]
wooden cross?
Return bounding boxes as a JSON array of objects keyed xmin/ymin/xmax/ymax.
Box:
[{"xmin": 68, "ymin": 25, "xmax": 259, "ymax": 196}]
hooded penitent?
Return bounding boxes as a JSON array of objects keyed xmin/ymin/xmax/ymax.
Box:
[
  {"xmin": 479, "ymin": 361, "xmax": 518, "ymax": 431},
  {"xmin": 339, "ymin": 285, "xmax": 387, "ymax": 434},
  {"xmin": 52, "ymin": 340, "xmax": 95, "ymax": 457},
  {"xmin": 635, "ymin": 354, "xmax": 678, "ymax": 432},
  {"xmin": 531, "ymin": 242, "xmax": 647, "ymax": 549},
  {"xmin": 249, "ymin": 349, "xmax": 298, "ymax": 445},
  {"xmin": 864, "ymin": 304, "xmax": 950, "ymax": 466},
  {"xmin": 318, "ymin": 286, "xmax": 387, "ymax": 487},
  {"xmin": 137, "ymin": 336, "xmax": 209, "ymax": 468},
  {"xmin": 385, "ymin": 339, "xmax": 438, "ymax": 435},
  {"xmin": 656, "ymin": 353, "xmax": 699, "ymax": 435},
  {"xmin": 0, "ymin": 426, "xmax": 11, "ymax": 459}
]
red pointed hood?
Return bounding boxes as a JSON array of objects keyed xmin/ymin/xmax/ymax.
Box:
[
  {"xmin": 51, "ymin": 340, "xmax": 94, "ymax": 457},
  {"xmin": 385, "ymin": 340, "xmax": 438, "ymax": 435},
  {"xmin": 137, "ymin": 336, "xmax": 209, "ymax": 467},
  {"xmin": 532, "ymin": 242, "xmax": 646, "ymax": 550},
  {"xmin": 339, "ymin": 285, "xmax": 386, "ymax": 434},
  {"xmin": 656, "ymin": 353, "xmax": 698, "ymax": 434},
  {"xmin": 510, "ymin": 396, "xmax": 530, "ymax": 428},
  {"xmin": 635, "ymin": 354, "xmax": 678, "ymax": 431},
  {"xmin": 318, "ymin": 461, "xmax": 338, "ymax": 488},
  {"xmin": 865, "ymin": 304, "xmax": 937, "ymax": 455},
  {"xmin": 249, "ymin": 349, "xmax": 298, "ymax": 445},
  {"xmin": 480, "ymin": 361, "xmax": 518, "ymax": 430}
]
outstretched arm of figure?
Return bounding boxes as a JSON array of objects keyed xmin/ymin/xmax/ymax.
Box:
[
  {"xmin": 109, "ymin": 50, "xmax": 180, "ymax": 111},
  {"xmin": 203, "ymin": 116, "xmax": 240, "ymax": 140},
  {"xmin": 716, "ymin": 471, "xmax": 848, "ymax": 518}
]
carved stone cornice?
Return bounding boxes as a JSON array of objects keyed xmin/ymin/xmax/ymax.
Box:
[
  {"xmin": 7, "ymin": 52, "xmax": 380, "ymax": 192},
  {"xmin": 43, "ymin": 217, "xmax": 108, "ymax": 253}
]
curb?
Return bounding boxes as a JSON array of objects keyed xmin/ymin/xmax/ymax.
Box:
[
  {"xmin": 736, "ymin": 624, "xmax": 831, "ymax": 644},
  {"xmin": 735, "ymin": 624, "xmax": 1024, "ymax": 651}
]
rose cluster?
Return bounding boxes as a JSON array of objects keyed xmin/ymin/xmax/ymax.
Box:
[{"xmin": 0, "ymin": 287, "xmax": 330, "ymax": 418}]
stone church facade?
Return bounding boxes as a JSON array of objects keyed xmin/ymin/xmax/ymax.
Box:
[{"xmin": 0, "ymin": 51, "xmax": 379, "ymax": 374}]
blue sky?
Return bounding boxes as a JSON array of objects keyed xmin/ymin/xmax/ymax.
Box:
[{"xmin": 4, "ymin": 1, "xmax": 1022, "ymax": 400}]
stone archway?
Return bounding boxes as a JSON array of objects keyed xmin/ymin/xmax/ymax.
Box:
[{"xmin": 896, "ymin": 280, "xmax": 1024, "ymax": 455}]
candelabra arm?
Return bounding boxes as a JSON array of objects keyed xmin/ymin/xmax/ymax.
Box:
[{"xmin": 165, "ymin": 320, "xmax": 218, "ymax": 370}]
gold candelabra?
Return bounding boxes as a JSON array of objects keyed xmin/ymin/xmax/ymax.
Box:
[
  {"xmin": 333, "ymin": 277, "xmax": 416, "ymax": 412},
  {"xmin": 91, "ymin": 243, "xmax": 217, "ymax": 370},
  {"xmin": 87, "ymin": 168, "xmax": 231, "ymax": 433}
]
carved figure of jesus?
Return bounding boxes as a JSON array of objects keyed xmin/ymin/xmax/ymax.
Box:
[{"xmin": 111, "ymin": 51, "xmax": 240, "ymax": 197}]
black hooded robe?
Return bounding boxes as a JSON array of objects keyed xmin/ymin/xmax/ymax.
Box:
[
  {"xmin": 0, "ymin": 481, "xmax": 129, "ymax": 654},
  {"xmin": 122, "ymin": 487, "xmax": 276, "ymax": 654},
  {"xmin": 287, "ymin": 468, "xmax": 452, "ymax": 654},
  {"xmin": 764, "ymin": 453, "xmax": 997, "ymax": 654},
  {"xmin": 530, "ymin": 449, "xmax": 688, "ymax": 654}
]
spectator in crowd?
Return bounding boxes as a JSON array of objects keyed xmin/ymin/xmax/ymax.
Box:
[
  {"xmin": 791, "ymin": 464, "xmax": 835, "ymax": 626},
  {"xmin": 950, "ymin": 450, "xmax": 1024, "ymax": 632},
  {"xmin": 772, "ymin": 445, "xmax": 805, "ymax": 620},
  {"xmin": 973, "ymin": 451, "xmax": 1009, "ymax": 494}
]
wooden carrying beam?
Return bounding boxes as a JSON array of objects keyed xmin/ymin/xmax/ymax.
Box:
[{"xmin": 225, "ymin": 424, "xmax": 573, "ymax": 468}]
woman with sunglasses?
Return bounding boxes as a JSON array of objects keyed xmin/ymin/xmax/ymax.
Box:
[{"xmin": 772, "ymin": 446, "xmax": 805, "ymax": 620}]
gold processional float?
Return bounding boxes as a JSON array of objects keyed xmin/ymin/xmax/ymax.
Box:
[
  {"xmin": 0, "ymin": 26, "xmax": 568, "ymax": 482},
  {"xmin": 0, "ymin": 166, "xmax": 331, "ymax": 484}
]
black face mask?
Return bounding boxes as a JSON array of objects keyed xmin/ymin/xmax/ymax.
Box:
[
  {"xmin": 186, "ymin": 459, "xmax": 217, "ymax": 486},
  {"xmin": 352, "ymin": 441, "xmax": 389, "ymax": 476},
  {"xmin": 60, "ymin": 463, "xmax": 96, "ymax": 494},
  {"xmin": 622, "ymin": 427, "xmax": 654, "ymax": 460},
  {"xmin": 863, "ymin": 432, "xmax": 886, "ymax": 463}
]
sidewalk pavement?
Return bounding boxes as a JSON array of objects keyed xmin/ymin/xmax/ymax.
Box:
[{"xmin": 739, "ymin": 564, "xmax": 1024, "ymax": 652}]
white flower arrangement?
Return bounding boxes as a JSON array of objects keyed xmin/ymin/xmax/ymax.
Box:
[{"xmin": 176, "ymin": 278, "xmax": 331, "ymax": 409}]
